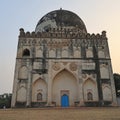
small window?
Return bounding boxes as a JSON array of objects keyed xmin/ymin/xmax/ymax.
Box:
[
  {"xmin": 87, "ymin": 92, "xmax": 93, "ymax": 100},
  {"xmin": 37, "ymin": 93, "xmax": 42, "ymax": 101},
  {"xmin": 23, "ymin": 49, "xmax": 30, "ymax": 56}
]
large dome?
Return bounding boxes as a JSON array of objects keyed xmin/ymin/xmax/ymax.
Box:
[{"xmin": 35, "ymin": 9, "xmax": 87, "ymax": 33}]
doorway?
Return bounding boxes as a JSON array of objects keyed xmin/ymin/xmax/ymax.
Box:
[
  {"xmin": 61, "ymin": 94, "xmax": 69, "ymax": 107},
  {"xmin": 52, "ymin": 69, "xmax": 77, "ymax": 106}
]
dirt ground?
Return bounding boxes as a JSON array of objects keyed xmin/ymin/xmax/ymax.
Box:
[{"xmin": 0, "ymin": 107, "xmax": 120, "ymax": 120}]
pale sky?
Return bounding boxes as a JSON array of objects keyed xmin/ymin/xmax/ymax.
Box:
[{"xmin": 0, "ymin": 0, "xmax": 120, "ymax": 94}]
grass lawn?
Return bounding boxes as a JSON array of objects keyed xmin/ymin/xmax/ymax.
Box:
[{"xmin": 0, "ymin": 107, "xmax": 120, "ymax": 120}]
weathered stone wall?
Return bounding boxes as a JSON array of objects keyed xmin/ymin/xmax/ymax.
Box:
[{"xmin": 11, "ymin": 27, "xmax": 117, "ymax": 107}]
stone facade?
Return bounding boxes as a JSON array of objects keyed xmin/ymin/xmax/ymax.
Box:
[{"xmin": 11, "ymin": 9, "xmax": 117, "ymax": 107}]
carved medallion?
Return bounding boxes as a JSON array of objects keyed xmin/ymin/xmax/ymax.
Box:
[
  {"xmin": 69, "ymin": 63, "xmax": 77, "ymax": 71},
  {"xmin": 52, "ymin": 63, "xmax": 60, "ymax": 71}
]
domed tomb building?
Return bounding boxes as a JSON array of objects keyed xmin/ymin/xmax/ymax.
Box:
[{"xmin": 11, "ymin": 9, "xmax": 117, "ymax": 107}]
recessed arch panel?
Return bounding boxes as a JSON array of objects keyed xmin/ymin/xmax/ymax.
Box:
[
  {"xmin": 36, "ymin": 47, "xmax": 43, "ymax": 57},
  {"xmin": 74, "ymin": 49, "xmax": 81, "ymax": 58},
  {"xmin": 102, "ymin": 85, "xmax": 112, "ymax": 101},
  {"xmin": 22, "ymin": 48, "xmax": 30, "ymax": 56},
  {"xmin": 86, "ymin": 49, "xmax": 93, "ymax": 58},
  {"xmin": 17, "ymin": 87, "xmax": 27, "ymax": 102},
  {"xmin": 32, "ymin": 78, "xmax": 47, "ymax": 102},
  {"xmin": 49, "ymin": 49, "xmax": 56, "ymax": 57},
  {"xmin": 98, "ymin": 50, "xmax": 105, "ymax": 58},
  {"xmin": 100, "ymin": 65, "xmax": 109, "ymax": 79},
  {"xmin": 18, "ymin": 66, "xmax": 28, "ymax": 79},
  {"xmin": 83, "ymin": 78, "xmax": 98, "ymax": 101},
  {"xmin": 62, "ymin": 49, "xmax": 68, "ymax": 58},
  {"xmin": 52, "ymin": 69, "xmax": 78, "ymax": 106}
]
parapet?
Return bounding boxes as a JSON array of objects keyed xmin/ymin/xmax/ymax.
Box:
[{"xmin": 19, "ymin": 28, "xmax": 107, "ymax": 40}]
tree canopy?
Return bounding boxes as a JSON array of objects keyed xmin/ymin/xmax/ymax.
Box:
[
  {"xmin": 0, "ymin": 93, "xmax": 12, "ymax": 108},
  {"xmin": 113, "ymin": 73, "xmax": 120, "ymax": 97}
]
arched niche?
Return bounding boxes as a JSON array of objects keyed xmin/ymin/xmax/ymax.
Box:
[
  {"xmin": 87, "ymin": 92, "xmax": 93, "ymax": 100},
  {"xmin": 36, "ymin": 47, "xmax": 43, "ymax": 57},
  {"xmin": 98, "ymin": 50, "xmax": 105, "ymax": 58},
  {"xmin": 37, "ymin": 93, "xmax": 42, "ymax": 101},
  {"xmin": 22, "ymin": 48, "xmax": 30, "ymax": 56},
  {"xmin": 52, "ymin": 69, "xmax": 78, "ymax": 106},
  {"xmin": 18, "ymin": 66, "xmax": 28, "ymax": 80},
  {"xmin": 49, "ymin": 49, "xmax": 56, "ymax": 58},
  {"xmin": 83, "ymin": 78, "xmax": 98, "ymax": 101},
  {"xmin": 86, "ymin": 49, "xmax": 93, "ymax": 58},
  {"xmin": 74, "ymin": 49, "xmax": 81, "ymax": 58},
  {"xmin": 100, "ymin": 65, "xmax": 109, "ymax": 79},
  {"xmin": 32, "ymin": 78, "xmax": 47, "ymax": 102},
  {"xmin": 102, "ymin": 85, "xmax": 112, "ymax": 101},
  {"xmin": 17, "ymin": 87, "xmax": 27, "ymax": 102},
  {"xmin": 62, "ymin": 49, "xmax": 68, "ymax": 58}
]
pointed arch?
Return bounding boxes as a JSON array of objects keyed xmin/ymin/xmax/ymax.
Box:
[
  {"xmin": 53, "ymin": 68, "xmax": 77, "ymax": 81},
  {"xmin": 49, "ymin": 49, "xmax": 56, "ymax": 57},
  {"xmin": 32, "ymin": 78, "xmax": 47, "ymax": 102},
  {"xmin": 52, "ymin": 69, "xmax": 78, "ymax": 106},
  {"xmin": 87, "ymin": 92, "xmax": 93, "ymax": 100},
  {"xmin": 62, "ymin": 49, "xmax": 68, "ymax": 57},
  {"xmin": 17, "ymin": 87, "xmax": 27, "ymax": 102},
  {"xmin": 22, "ymin": 48, "xmax": 30, "ymax": 56},
  {"xmin": 86, "ymin": 49, "xmax": 93, "ymax": 58},
  {"xmin": 83, "ymin": 78, "xmax": 95, "ymax": 85},
  {"xmin": 36, "ymin": 47, "xmax": 43, "ymax": 57},
  {"xmin": 37, "ymin": 93, "xmax": 42, "ymax": 101},
  {"xmin": 98, "ymin": 50, "xmax": 105, "ymax": 58},
  {"xmin": 83, "ymin": 78, "xmax": 98, "ymax": 101},
  {"xmin": 102, "ymin": 85, "xmax": 112, "ymax": 101},
  {"xmin": 33, "ymin": 77, "xmax": 47, "ymax": 85},
  {"xmin": 74, "ymin": 49, "xmax": 81, "ymax": 58},
  {"xmin": 100, "ymin": 64, "xmax": 109, "ymax": 79}
]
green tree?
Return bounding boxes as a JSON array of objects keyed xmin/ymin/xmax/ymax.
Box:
[
  {"xmin": 0, "ymin": 93, "xmax": 12, "ymax": 108},
  {"xmin": 113, "ymin": 73, "xmax": 120, "ymax": 97}
]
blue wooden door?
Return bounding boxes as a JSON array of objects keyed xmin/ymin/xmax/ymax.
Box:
[{"xmin": 61, "ymin": 94, "xmax": 69, "ymax": 107}]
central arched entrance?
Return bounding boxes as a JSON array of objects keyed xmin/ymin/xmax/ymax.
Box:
[
  {"xmin": 52, "ymin": 69, "xmax": 78, "ymax": 107},
  {"xmin": 61, "ymin": 94, "xmax": 69, "ymax": 107}
]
